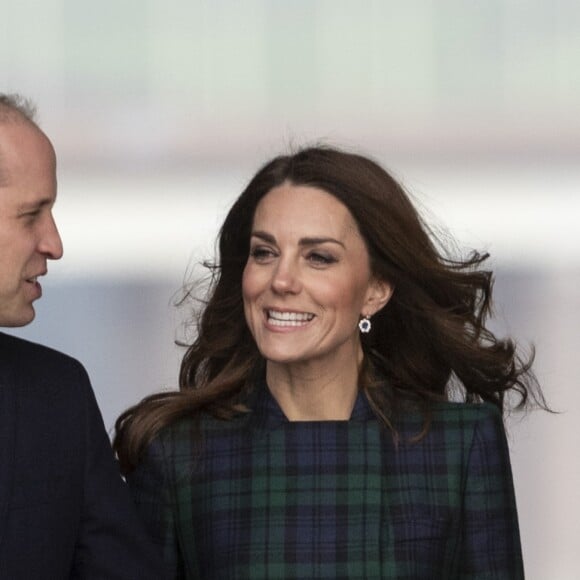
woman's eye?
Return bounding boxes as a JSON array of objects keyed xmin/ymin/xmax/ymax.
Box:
[
  {"xmin": 308, "ymin": 252, "xmax": 336, "ymax": 266},
  {"xmin": 249, "ymin": 246, "xmax": 276, "ymax": 262}
]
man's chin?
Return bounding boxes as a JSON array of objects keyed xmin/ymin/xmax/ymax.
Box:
[{"xmin": 0, "ymin": 306, "xmax": 36, "ymax": 328}]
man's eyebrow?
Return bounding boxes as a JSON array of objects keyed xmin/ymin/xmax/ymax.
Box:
[
  {"xmin": 17, "ymin": 198, "xmax": 53, "ymax": 212},
  {"xmin": 250, "ymin": 231, "xmax": 345, "ymax": 248}
]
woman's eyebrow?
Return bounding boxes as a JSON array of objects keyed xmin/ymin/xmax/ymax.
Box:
[
  {"xmin": 298, "ymin": 237, "xmax": 344, "ymax": 248},
  {"xmin": 250, "ymin": 231, "xmax": 276, "ymax": 243},
  {"xmin": 251, "ymin": 231, "xmax": 344, "ymax": 248}
]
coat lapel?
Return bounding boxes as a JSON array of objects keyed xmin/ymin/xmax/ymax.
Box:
[{"xmin": 0, "ymin": 366, "xmax": 17, "ymax": 549}]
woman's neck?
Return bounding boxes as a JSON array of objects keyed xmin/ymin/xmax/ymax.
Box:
[{"xmin": 265, "ymin": 353, "xmax": 361, "ymax": 421}]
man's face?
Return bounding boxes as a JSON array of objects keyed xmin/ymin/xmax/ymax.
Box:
[{"xmin": 0, "ymin": 119, "xmax": 63, "ymax": 327}]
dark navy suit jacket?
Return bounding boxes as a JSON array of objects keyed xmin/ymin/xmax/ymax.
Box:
[{"xmin": 0, "ymin": 332, "xmax": 162, "ymax": 579}]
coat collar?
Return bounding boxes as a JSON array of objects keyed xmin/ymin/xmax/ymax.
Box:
[{"xmin": 248, "ymin": 379, "xmax": 375, "ymax": 432}]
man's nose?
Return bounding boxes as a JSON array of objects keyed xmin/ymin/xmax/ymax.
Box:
[{"xmin": 39, "ymin": 212, "xmax": 63, "ymax": 260}]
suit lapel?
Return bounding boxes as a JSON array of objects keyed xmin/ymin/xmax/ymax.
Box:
[{"xmin": 0, "ymin": 366, "xmax": 17, "ymax": 549}]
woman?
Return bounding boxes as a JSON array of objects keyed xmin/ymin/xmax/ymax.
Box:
[{"xmin": 115, "ymin": 146, "xmax": 543, "ymax": 579}]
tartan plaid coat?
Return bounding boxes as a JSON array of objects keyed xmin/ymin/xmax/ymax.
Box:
[{"xmin": 128, "ymin": 382, "xmax": 524, "ymax": 579}]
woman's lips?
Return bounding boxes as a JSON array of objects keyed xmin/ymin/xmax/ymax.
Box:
[{"xmin": 266, "ymin": 309, "xmax": 315, "ymax": 327}]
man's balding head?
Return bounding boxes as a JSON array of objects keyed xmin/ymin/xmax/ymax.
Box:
[{"xmin": 0, "ymin": 94, "xmax": 62, "ymax": 327}]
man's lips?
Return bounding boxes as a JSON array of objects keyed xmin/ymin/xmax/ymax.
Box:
[{"xmin": 25, "ymin": 270, "xmax": 47, "ymax": 284}]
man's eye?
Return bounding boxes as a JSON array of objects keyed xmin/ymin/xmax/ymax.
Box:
[{"xmin": 21, "ymin": 210, "xmax": 41, "ymax": 222}]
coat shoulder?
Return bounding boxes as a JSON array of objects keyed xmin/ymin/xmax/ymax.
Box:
[
  {"xmin": 431, "ymin": 400, "xmax": 502, "ymax": 424},
  {"xmin": 395, "ymin": 400, "xmax": 504, "ymax": 444}
]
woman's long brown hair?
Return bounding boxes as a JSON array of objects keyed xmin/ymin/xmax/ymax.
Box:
[{"xmin": 114, "ymin": 146, "xmax": 545, "ymax": 474}]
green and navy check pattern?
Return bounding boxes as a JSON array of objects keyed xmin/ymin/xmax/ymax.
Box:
[{"xmin": 129, "ymin": 383, "xmax": 524, "ymax": 579}]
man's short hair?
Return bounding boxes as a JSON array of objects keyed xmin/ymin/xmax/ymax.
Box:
[
  {"xmin": 0, "ymin": 93, "xmax": 37, "ymax": 124},
  {"xmin": 0, "ymin": 94, "xmax": 40, "ymax": 185}
]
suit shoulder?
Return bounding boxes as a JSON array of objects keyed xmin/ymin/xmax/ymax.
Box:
[
  {"xmin": 0, "ymin": 331, "xmax": 84, "ymax": 369},
  {"xmin": 0, "ymin": 331, "xmax": 91, "ymax": 397}
]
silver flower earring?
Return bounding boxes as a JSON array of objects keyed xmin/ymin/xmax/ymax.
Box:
[{"xmin": 358, "ymin": 316, "xmax": 371, "ymax": 333}]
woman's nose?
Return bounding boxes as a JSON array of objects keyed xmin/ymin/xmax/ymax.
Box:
[{"xmin": 271, "ymin": 257, "xmax": 301, "ymax": 294}]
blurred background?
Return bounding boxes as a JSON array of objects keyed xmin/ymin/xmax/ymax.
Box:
[{"xmin": 2, "ymin": 1, "xmax": 579, "ymax": 577}]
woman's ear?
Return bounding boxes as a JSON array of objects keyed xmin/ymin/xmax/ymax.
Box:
[{"xmin": 364, "ymin": 278, "xmax": 394, "ymax": 316}]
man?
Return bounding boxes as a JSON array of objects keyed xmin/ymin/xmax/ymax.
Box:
[{"xmin": 0, "ymin": 94, "xmax": 162, "ymax": 578}]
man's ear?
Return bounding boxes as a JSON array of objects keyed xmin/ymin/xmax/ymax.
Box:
[{"xmin": 364, "ymin": 278, "xmax": 394, "ymax": 317}]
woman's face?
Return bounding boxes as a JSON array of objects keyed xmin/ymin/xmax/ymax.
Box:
[{"xmin": 242, "ymin": 182, "xmax": 391, "ymax": 368}]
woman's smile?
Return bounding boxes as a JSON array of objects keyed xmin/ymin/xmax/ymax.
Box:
[{"xmin": 266, "ymin": 309, "xmax": 316, "ymax": 328}]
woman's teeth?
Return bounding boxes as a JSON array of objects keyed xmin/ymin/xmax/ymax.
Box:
[{"xmin": 267, "ymin": 310, "xmax": 314, "ymax": 326}]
